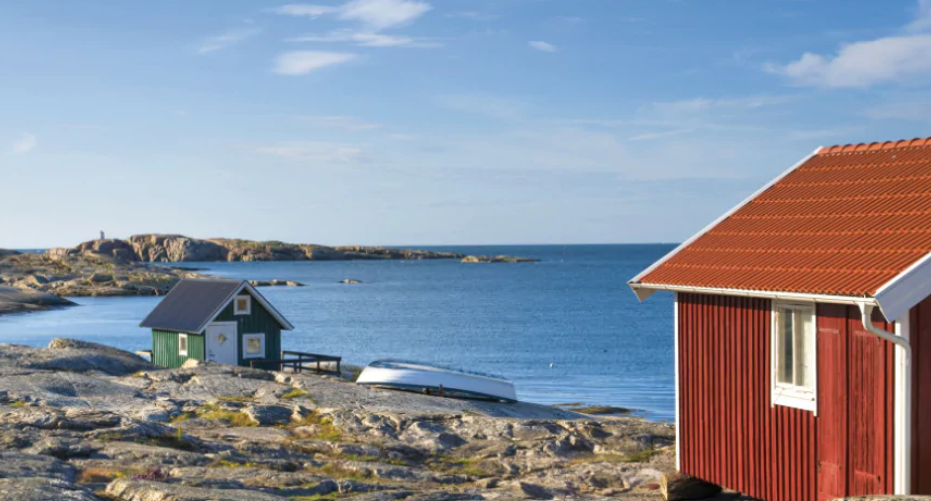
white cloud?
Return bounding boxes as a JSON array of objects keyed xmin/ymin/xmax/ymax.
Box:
[
  {"xmin": 11, "ymin": 133, "xmax": 37, "ymax": 154},
  {"xmin": 273, "ymin": 51, "xmax": 357, "ymax": 75},
  {"xmin": 272, "ymin": 4, "xmax": 338, "ymax": 17},
  {"xmin": 273, "ymin": 0, "xmax": 431, "ymax": 30},
  {"xmin": 256, "ymin": 141, "xmax": 366, "ymax": 163},
  {"xmin": 296, "ymin": 115, "xmax": 382, "ymax": 130},
  {"xmin": 906, "ymin": 0, "xmax": 931, "ymax": 32},
  {"xmin": 339, "ymin": 0, "xmax": 431, "ymax": 30},
  {"xmin": 389, "ymin": 133, "xmax": 419, "ymax": 141},
  {"xmin": 767, "ymin": 2, "xmax": 931, "ymax": 88},
  {"xmin": 196, "ymin": 27, "xmax": 262, "ymax": 55},
  {"xmin": 629, "ymin": 129, "xmax": 693, "ymax": 142},
  {"xmin": 766, "ymin": 35, "xmax": 931, "ymax": 88},
  {"xmin": 529, "ymin": 41, "xmax": 557, "ymax": 52},
  {"xmin": 652, "ymin": 95, "xmax": 795, "ymax": 113},
  {"xmin": 289, "ymin": 30, "xmax": 440, "ymax": 47}
]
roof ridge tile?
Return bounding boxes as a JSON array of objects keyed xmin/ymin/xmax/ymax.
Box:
[{"xmin": 819, "ymin": 136, "xmax": 931, "ymax": 155}]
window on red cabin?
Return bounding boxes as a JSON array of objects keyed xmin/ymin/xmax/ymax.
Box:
[{"xmin": 772, "ymin": 302, "xmax": 817, "ymax": 412}]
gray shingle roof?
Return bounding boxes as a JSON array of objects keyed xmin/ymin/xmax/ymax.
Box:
[{"xmin": 139, "ymin": 278, "xmax": 297, "ymax": 334}]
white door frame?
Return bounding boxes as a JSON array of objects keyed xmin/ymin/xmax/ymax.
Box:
[{"xmin": 205, "ymin": 321, "xmax": 238, "ymax": 365}]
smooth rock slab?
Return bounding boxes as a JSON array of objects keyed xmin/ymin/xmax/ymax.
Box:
[
  {"xmin": 105, "ymin": 478, "xmax": 292, "ymax": 501},
  {"xmin": 243, "ymin": 404, "xmax": 293, "ymax": 426},
  {"xmin": 0, "ymin": 478, "xmax": 101, "ymax": 501},
  {"xmin": 89, "ymin": 441, "xmax": 210, "ymax": 467},
  {"xmin": 0, "ymin": 451, "xmax": 76, "ymax": 482},
  {"xmin": 169, "ymin": 466, "xmax": 329, "ymax": 490}
]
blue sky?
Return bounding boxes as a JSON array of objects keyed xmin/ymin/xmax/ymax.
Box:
[{"xmin": 2, "ymin": 0, "xmax": 931, "ymax": 248}]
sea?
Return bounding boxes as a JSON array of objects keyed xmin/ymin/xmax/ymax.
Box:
[{"xmin": 0, "ymin": 244, "xmax": 677, "ymax": 421}]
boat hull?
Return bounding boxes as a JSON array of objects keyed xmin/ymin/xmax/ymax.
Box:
[{"xmin": 356, "ymin": 361, "xmax": 517, "ymax": 402}]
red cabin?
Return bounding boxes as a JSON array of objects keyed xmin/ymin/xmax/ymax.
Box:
[{"xmin": 629, "ymin": 137, "xmax": 931, "ymax": 501}]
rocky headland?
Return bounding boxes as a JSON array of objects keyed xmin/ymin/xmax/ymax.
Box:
[
  {"xmin": 50, "ymin": 235, "xmax": 459, "ymax": 263},
  {"xmin": 48, "ymin": 235, "xmax": 539, "ymax": 265},
  {"xmin": 0, "ymin": 339, "xmax": 689, "ymax": 501}
]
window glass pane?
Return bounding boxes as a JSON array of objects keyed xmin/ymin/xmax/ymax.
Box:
[
  {"xmin": 778, "ymin": 309, "xmax": 794, "ymax": 385},
  {"xmin": 237, "ymin": 298, "xmax": 248, "ymax": 312},
  {"xmin": 179, "ymin": 336, "xmax": 187, "ymax": 350},
  {"xmin": 796, "ymin": 310, "xmax": 815, "ymax": 390},
  {"xmin": 246, "ymin": 337, "xmax": 262, "ymax": 354}
]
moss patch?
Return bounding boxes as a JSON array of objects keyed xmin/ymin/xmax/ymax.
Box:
[
  {"xmin": 290, "ymin": 493, "xmax": 344, "ymax": 501},
  {"xmin": 218, "ymin": 396, "xmax": 253, "ymax": 403},
  {"xmin": 427, "ymin": 456, "xmax": 492, "ymax": 478},
  {"xmin": 569, "ymin": 449, "xmax": 661, "ymax": 465},
  {"xmin": 292, "ymin": 412, "xmax": 342, "ymax": 441},
  {"xmin": 281, "ymin": 388, "xmax": 309, "ymax": 400},
  {"xmin": 170, "ymin": 412, "xmax": 195, "ymax": 423},
  {"xmin": 198, "ymin": 403, "xmax": 257, "ymax": 427}
]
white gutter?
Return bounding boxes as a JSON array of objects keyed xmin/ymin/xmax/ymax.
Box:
[
  {"xmin": 858, "ymin": 303, "xmax": 911, "ymax": 494},
  {"xmin": 630, "ymin": 282, "xmax": 874, "ymax": 307}
]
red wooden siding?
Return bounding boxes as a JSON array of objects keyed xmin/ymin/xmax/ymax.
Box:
[
  {"xmin": 910, "ymin": 296, "xmax": 931, "ymax": 494},
  {"xmin": 678, "ymin": 294, "xmax": 894, "ymax": 501},
  {"xmin": 817, "ymin": 306, "xmax": 847, "ymax": 501}
]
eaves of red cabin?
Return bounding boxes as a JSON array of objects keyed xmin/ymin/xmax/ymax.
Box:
[{"xmin": 629, "ymin": 137, "xmax": 931, "ymax": 322}]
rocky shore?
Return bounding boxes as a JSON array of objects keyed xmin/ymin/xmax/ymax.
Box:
[
  {"xmin": 0, "ymin": 249, "xmax": 211, "ymax": 315},
  {"xmin": 0, "ymin": 246, "xmax": 309, "ymax": 315},
  {"xmin": 0, "ymin": 339, "xmax": 687, "ymax": 501}
]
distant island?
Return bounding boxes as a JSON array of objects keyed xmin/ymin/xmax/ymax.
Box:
[
  {"xmin": 48, "ymin": 234, "xmax": 539, "ymax": 264},
  {"xmin": 0, "ymin": 235, "xmax": 538, "ymax": 315}
]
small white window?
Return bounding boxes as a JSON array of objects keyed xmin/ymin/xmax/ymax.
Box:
[
  {"xmin": 234, "ymin": 295, "xmax": 251, "ymax": 315},
  {"xmin": 243, "ymin": 333, "xmax": 265, "ymax": 359},
  {"xmin": 772, "ymin": 302, "xmax": 817, "ymax": 413},
  {"xmin": 179, "ymin": 334, "xmax": 188, "ymax": 357}
]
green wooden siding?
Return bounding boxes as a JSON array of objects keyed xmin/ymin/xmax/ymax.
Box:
[
  {"xmin": 151, "ymin": 329, "xmax": 205, "ymax": 368},
  {"xmin": 212, "ymin": 292, "xmax": 282, "ymax": 368}
]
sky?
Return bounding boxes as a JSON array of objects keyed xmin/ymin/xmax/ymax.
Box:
[{"xmin": 2, "ymin": 0, "xmax": 931, "ymax": 248}]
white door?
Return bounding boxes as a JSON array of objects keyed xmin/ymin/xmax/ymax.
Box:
[{"xmin": 205, "ymin": 322, "xmax": 238, "ymax": 365}]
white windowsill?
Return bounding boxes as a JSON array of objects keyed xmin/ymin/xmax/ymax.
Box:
[{"xmin": 772, "ymin": 385, "xmax": 816, "ymax": 412}]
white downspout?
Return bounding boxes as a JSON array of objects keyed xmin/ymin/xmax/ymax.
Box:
[{"xmin": 858, "ymin": 302, "xmax": 911, "ymax": 494}]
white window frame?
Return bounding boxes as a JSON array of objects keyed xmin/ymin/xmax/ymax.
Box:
[
  {"xmin": 242, "ymin": 333, "xmax": 265, "ymax": 359},
  {"xmin": 233, "ymin": 295, "xmax": 252, "ymax": 315},
  {"xmin": 178, "ymin": 333, "xmax": 188, "ymax": 357},
  {"xmin": 771, "ymin": 301, "xmax": 817, "ymax": 414}
]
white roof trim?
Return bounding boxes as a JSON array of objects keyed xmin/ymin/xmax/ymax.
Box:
[
  {"xmin": 197, "ymin": 282, "xmax": 295, "ymax": 333},
  {"xmin": 874, "ymin": 250, "xmax": 931, "ymax": 322},
  {"xmin": 628, "ymin": 147, "xmax": 822, "ymax": 300},
  {"xmin": 630, "ymin": 282, "xmax": 875, "ymax": 307}
]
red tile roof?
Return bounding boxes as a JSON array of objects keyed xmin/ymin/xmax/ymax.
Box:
[{"xmin": 635, "ymin": 137, "xmax": 931, "ymax": 297}]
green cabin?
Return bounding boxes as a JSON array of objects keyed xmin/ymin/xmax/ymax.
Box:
[{"xmin": 140, "ymin": 278, "xmax": 294, "ymax": 368}]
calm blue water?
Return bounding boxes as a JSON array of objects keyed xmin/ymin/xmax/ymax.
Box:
[{"xmin": 0, "ymin": 244, "xmax": 676, "ymax": 420}]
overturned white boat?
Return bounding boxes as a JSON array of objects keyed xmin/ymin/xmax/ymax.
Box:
[{"xmin": 356, "ymin": 359, "xmax": 517, "ymax": 403}]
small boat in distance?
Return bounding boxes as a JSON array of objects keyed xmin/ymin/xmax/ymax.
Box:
[{"xmin": 356, "ymin": 359, "xmax": 518, "ymax": 403}]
